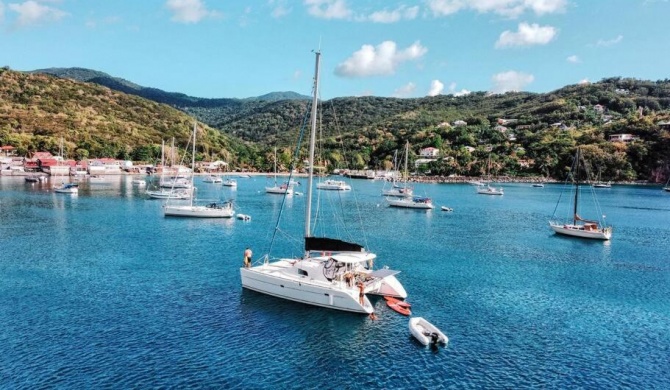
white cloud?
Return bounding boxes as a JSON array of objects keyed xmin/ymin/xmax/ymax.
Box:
[
  {"xmin": 566, "ymin": 55, "xmax": 580, "ymax": 63},
  {"xmin": 269, "ymin": 0, "xmax": 290, "ymax": 18},
  {"xmin": 428, "ymin": 80, "xmax": 444, "ymax": 96},
  {"xmin": 7, "ymin": 0, "xmax": 67, "ymax": 27},
  {"xmin": 448, "ymin": 82, "xmax": 471, "ymax": 96},
  {"xmin": 495, "ymin": 22, "xmax": 557, "ymax": 48},
  {"xmin": 596, "ymin": 35, "xmax": 623, "ymax": 47},
  {"xmin": 304, "ymin": 0, "xmax": 352, "ymax": 20},
  {"xmin": 367, "ymin": 5, "xmax": 418, "ymax": 23},
  {"xmin": 392, "ymin": 82, "xmax": 416, "ymax": 98},
  {"xmin": 490, "ymin": 70, "xmax": 534, "ymax": 93},
  {"xmin": 334, "ymin": 40, "xmax": 428, "ymax": 78},
  {"xmin": 165, "ymin": 0, "xmax": 220, "ymax": 24},
  {"xmin": 426, "ymin": 0, "xmax": 566, "ymax": 18}
]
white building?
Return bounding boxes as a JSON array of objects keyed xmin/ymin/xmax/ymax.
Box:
[{"xmin": 419, "ymin": 147, "xmax": 440, "ymax": 158}]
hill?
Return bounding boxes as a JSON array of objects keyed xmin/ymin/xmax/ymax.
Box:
[
  {"xmin": 0, "ymin": 67, "xmax": 253, "ymax": 163},
  {"xmin": 5, "ymin": 67, "xmax": 670, "ymax": 181}
]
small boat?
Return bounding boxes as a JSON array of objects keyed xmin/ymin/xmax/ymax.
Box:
[
  {"xmin": 386, "ymin": 298, "xmax": 411, "ymax": 316},
  {"xmin": 440, "ymin": 206, "xmax": 453, "ymax": 212},
  {"xmin": 532, "ymin": 183, "xmax": 544, "ymax": 188},
  {"xmin": 236, "ymin": 213, "xmax": 251, "ymax": 221},
  {"xmin": 132, "ymin": 178, "xmax": 146, "ymax": 186},
  {"xmin": 54, "ymin": 183, "xmax": 78, "ymax": 194},
  {"xmin": 222, "ymin": 178, "xmax": 237, "ymax": 187},
  {"xmin": 409, "ymin": 317, "xmax": 448, "ymax": 347},
  {"xmin": 25, "ymin": 175, "xmax": 39, "ymax": 183},
  {"xmin": 316, "ymin": 179, "xmax": 351, "ymax": 191},
  {"xmin": 202, "ymin": 175, "xmax": 223, "ymax": 183},
  {"xmin": 476, "ymin": 185, "xmax": 504, "ymax": 195},
  {"xmin": 387, "ymin": 196, "xmax": 434, "ymax": 209}
]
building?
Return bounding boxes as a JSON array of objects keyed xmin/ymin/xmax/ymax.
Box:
[
  {"xmin": 453, "ymin": 120, "xmax": 467, "ymax": 127},
  {"xmin": 608, "ymin": 134, "xmax": 638, "ymax": 142},
  {"xmin": 419, "ymin": 147, "xmax": 440, "ymax": 158},
  {"xmin": 1, "ymin": 146, "xmax": 15, "ymax": 156}
]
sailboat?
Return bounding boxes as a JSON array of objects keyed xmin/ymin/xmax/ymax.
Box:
[
  {"xmin": 265, "ymin": 147, "xmax": 294, "ymax": 195},
  {"xmin": 240, "ymin": 51, "xmax": 407, "ymax": 314},
  {"xmin": 163, "ymin": 122, "xmax": 234, "ymax": 218},
  {"xmin": 146, "ymin": 139, "xmax": 192, "ymax": 200},
  {"xmin": 549, "ymin": 147, "xmax": 612, "ymax": 240},
  {"xmin": 381, "ymin": 149, "xmax": 413, "ymax": 197},
  {"xmin": 664, "ymin": 177, "xmax": 670, "ymax": 192},
  {"xmin": 386, "ymin": 141, "xmax": 434, "ymax": 209},
  {"xmin": 592, "ymin": 167, "xmax": 612, "ymax": 188},
  {"xmin": 476, "ymin": 154, "xmax": 504, "ymax": 195}
]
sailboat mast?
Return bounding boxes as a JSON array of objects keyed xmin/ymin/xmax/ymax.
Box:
[
  {"xmin": 191, "ymin": 122, "xmax": 197, "ymax": 207},
  {"xmin": 274, "ymin": 147, "xmax": 278, "ymax": 186},
  {"xmin": 573, "ymin": 147, "xmax": 580, "ymax": 225},
  {"xmin": 305, "ymin": 51, "xmax": 320, "ymax": 239}
]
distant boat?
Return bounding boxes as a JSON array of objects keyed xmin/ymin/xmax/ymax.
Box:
[
  {"xmin": 146, "ymin": 188, "xmax": 191, "ymax": 200},
  {"xmin": 54, "ymin": 182, "xmax": 78, "ymax": 194},
  {"xmin": 266, "ymin": 148, "xmax": 294, "ymax": 195},
  {"xmin": 316, "ymin": 179, "xmax": 351, "ymax": 191},
  {"xmin": 202, "ymin": 175, "xmax": 222, "ymax": 183},
  {"xmin": 476, "ymin": 184, "xmax": 504, "ymax": 195},
  {"xmin": 385, "ymin": 142, "xmax": 434, "ymax": 209},
  {"xmin": 664, "ymin": 177, "xmax": 670, "ymax": 192},
  {"xmin": 381, "ymin": 149, "xmax": 412, "ymax": 197},
  {"xmin": 132, "ymin": 178, "xmax": 146, "ymax": 186},
  {"xmin": 163, "ymin": 123, "xmax": 235, "ymax": 218},
  {"xmin": 592, "ymin": 167, "xmax": 611, "ymax": 188},
  {"xmin": 25, "ymin": 175, "xmax": 39, "ymax": 183},
  {"xmin": 549, "ymin": 147, "xmax": 612, "ymax": 240},
  {"xmin": 440, "ymin": 206, "xmax": 453, "ymax": 212},
  {"xmin": 532, "ymin": 183, "xmax": 544, "ymax": 188},
  {"xmin": 222, "ymin": 178, "xmax": 237, "ymax": 187}
]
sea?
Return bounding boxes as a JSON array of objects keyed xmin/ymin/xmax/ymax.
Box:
[{"xmin": 1, "ymin": 175, "xmax": 669, "ymax": 389}]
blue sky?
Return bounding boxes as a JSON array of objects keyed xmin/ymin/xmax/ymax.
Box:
[{"xmin": 1, "ymin": 0, "xmax": 669, "ymax": 99}]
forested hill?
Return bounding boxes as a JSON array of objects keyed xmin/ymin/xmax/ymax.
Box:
[
  {"xmin": 30, "ymin": 67, "xmax": 311, "ymax": 126},
  {"xmin": 0, "ymin": 68, "xmax": 252, "ymax": 163},
  {"xmin": 5, "ymin": 65, "xmax": 670, "ymax": 181}
]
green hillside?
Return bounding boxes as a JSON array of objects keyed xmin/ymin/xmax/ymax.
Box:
[
  {"xmin": 5, "ymin": 66, "xmax": 670, "ymax": 181},
  {"xmin": 0, "ymin": 68, "xmax": 254, "ymax": 164}
]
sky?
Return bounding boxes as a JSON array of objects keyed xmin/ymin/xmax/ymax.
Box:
[{"xmin": 1, "ymin": 0, "xmax": 669, "ymax": 100}]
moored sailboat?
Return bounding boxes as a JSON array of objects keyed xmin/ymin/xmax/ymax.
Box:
[
  {"xmin": 385, "ymin": 141, "xmax": 434, "ymax": 209},
  {"xmin": 240, "ymin": 51, "xmax": 407, "ymax": 314},
  {"xmin": 163, "ymin": 123, "xmax": 234, "ymax": 218},
  {"xmin": 549, "ymin": 147, "xmax": 612, "ymax": 240}
]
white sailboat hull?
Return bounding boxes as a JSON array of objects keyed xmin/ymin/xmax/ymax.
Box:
[
  {"xmin": 386, "ymin": 198, "xmax": 434, "ymax": 209},
  {"xmin": 549, "ymin": 222, "xmax": 612, "ymax": 240},
  {"xmin": 265, "ymin": 186, "xmax": 293, "ymax": 195},
  {"xmin": 164, "ymin": 204, "xmax": 234, "ymax": 218}
]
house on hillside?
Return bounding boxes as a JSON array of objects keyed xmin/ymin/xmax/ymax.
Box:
[
  {"xmin": 657, "ymin": 120, "xmax": 670, "ymax": 129},
  {"xmin": 419, "ymin": 147, "xmax": 440, "ymax": 158},
  {"xmin": 608, "ymin": 134, "xmax": 638, "ymax": 142},
  {"xmin": 497, "ymin": 118, "xmax": 518, "ymax": 125},
  {"xmin": 437, "ymin": 122, "xmax": 451, "ymax": 128},
  {"xmin": 494, "ymin": 125, "xmax": 508, "ymax": 132},
  {"xmin": 453, "ymin": 120, "xmax": 467, "ymax": 127},
  {"xmin": 594, "ymin": 104, "xmax": 605, "ymax": 113}
]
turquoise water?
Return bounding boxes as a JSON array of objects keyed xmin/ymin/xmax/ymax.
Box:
[{"xmin": 1, "ymin": 176, "xmax": 669, "ymax": 388}]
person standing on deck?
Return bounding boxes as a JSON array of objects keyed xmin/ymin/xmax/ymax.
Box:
[{"xmin": 243, "ymin": 247, "xmax": 252, "ymax": 268}]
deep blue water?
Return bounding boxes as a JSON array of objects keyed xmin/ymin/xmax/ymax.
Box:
[{"xmin": 1, "ymin": 175, "xmax": 669, "ymax": 388}]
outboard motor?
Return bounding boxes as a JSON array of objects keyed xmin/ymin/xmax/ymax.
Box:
[{"xmin": 430, "ymin": 332, "xmax": 439, "ymax": 346}]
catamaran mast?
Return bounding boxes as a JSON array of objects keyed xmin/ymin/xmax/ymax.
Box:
[{"xmin": 305, "ymin": 51, "xmax": 320, "ymax": 239}]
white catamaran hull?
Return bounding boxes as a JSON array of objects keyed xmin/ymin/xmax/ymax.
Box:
[
  {"xmin": 241, "ymin": 261, "xmax": 373, "ymax": 313},
  {"xmin": 549, "ymin": 222, "xmax": 612, "ymax": 240},
  {"xmin": 241, "ymin": 258, "xmax": 406, "ymax": 313}
]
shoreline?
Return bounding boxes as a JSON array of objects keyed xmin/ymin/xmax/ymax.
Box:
[{"xmin": 0, "ymin": 170, "xmax": 662, "ymax": 186}]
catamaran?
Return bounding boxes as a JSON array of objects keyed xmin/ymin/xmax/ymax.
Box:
[{"xmin": 240, "ymin": 51, "xmax": 407, "ymax": 314}]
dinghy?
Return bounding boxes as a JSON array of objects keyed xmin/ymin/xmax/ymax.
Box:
[
  {"xmin": 409, "ymin": 317, "xmax": 448, "ymax": 346},
  {"xmin": 441, "ymin": 206, "xmax": 453, "ymax": 212}
]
